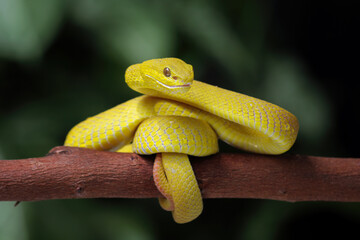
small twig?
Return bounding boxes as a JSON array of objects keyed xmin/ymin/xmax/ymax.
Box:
[{"xmin": 0, "ymin": 146, "xmax": 359, "ymax": 202}]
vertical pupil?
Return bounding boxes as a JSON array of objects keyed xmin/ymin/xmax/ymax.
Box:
[{"xmin": 164, "ymin": 67, "xmax": 171, "ymax": 77}]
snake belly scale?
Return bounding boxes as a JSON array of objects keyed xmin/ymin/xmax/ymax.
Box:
[{"xmin": 65, "ymin": 58, "xmax": 299, "ymax": 223}]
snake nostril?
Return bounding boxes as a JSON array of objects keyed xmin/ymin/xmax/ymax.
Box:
[{"xmin": 172, "ymin": 76, "xmax": 177, "ymax": 80}]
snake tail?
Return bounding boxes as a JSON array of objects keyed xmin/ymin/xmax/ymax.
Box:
[{"xmin": 153, "ymin": 152, "xmax": 203, "ymax": 224}]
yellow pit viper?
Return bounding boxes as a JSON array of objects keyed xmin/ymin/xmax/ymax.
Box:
[{"xmin": 65, "ymin": 58, "xmax": 299, "ymax": 223}]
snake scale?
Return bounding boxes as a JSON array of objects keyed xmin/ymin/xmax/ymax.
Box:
[{"xmin": 65, "ymin": 58, "xmax": 299, "ymax": 223}]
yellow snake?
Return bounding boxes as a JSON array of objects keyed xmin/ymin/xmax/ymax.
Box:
[{"xmin": 64, "ymin": 58, "xmax": 299, "ymax": 223}]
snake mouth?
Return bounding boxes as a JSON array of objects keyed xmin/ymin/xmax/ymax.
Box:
[
  {"xmin": 145, "ymin": 74, "xmax": 192, "ymax": 89},
  {"xmin": 156, "ymin": 80, "xmax": 191, "ymax": 89}
]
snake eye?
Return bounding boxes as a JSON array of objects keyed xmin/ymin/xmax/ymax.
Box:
[{"xmin": 163, "ymin": 67, "xmax": 171, "ymax": 77}]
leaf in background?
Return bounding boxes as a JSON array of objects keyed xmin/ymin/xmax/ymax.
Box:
[
  {"xmin": 0, "ymin": 109, "xmax": 58, "ymax": 159},
  {"xmin": 0, "ymin": 146, "xmax": 3, "ymax": 159},
  {"xmin": 0, "ymin": 202, "xmax": 28, "ymax": 240},
  {"xmin": 239, "ymin": 201, "xmax": 292, "ymax": 240},
  {"xmin": 95, "ymin": 210, "xmax": 155, "ymax": 240},
  {"xmin": 0, "ymin": 100, "xmax": 66, "ymax": 159},
  {"xmin": 70, "ymin": 0, "xmax": 176, "ymax": 64},
  {"xmin": 26, "ymin": 200, "xmax": 155, "ymax": 240},
  {"xmin": 171, "ymin": 0, "xmax": 255, "ymax": 79},
  {"xmin": 0, "ymin": 0, "xmax": 64, "ymax": 61}
]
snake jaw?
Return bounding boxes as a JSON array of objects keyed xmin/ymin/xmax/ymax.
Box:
[{"xmin": 150, "ymin": 75, "xmax": 192, "ymax": 89}]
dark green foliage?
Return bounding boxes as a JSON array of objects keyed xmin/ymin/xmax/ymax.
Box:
[{"xmin": 0, "ymin": 0, "xmax": 359, "ymax": 239}]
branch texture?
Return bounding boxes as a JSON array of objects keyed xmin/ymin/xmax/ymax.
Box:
[{"xmin": 1, "ymin": 146, "xmax": 360, "ymax": 202}]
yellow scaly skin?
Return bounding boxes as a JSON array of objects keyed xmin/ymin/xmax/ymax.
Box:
[{"xmin": 65, "ymin": 58, "xmax": 299, "ymax": 223}]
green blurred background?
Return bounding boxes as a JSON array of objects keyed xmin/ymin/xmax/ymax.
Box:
[{"xmin": 1, "ymin": 0, "xmax": 359, "ymax": 239}]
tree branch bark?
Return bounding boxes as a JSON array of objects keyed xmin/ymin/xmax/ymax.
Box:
[{"xmin": 1, "ymin": 146, "xmax": 359, "ymax": 202}]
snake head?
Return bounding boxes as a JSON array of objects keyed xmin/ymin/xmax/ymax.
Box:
[{"xmin": 125, "ymin": 58, "xmax": 194, "ymax": 95}]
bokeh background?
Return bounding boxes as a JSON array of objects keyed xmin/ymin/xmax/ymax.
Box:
[{"xmin": 1, "ymin": 0, "xmax": 359, "ymax": 239}]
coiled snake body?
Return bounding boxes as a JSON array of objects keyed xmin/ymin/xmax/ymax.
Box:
[{"xmin": 65, "ymin": 58, "xmax": 299, "ymax": 223}]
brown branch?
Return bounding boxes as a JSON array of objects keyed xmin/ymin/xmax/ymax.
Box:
[{"xmin": 1, "ymin": 146, "xmax": 360, "ymax": 202}]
